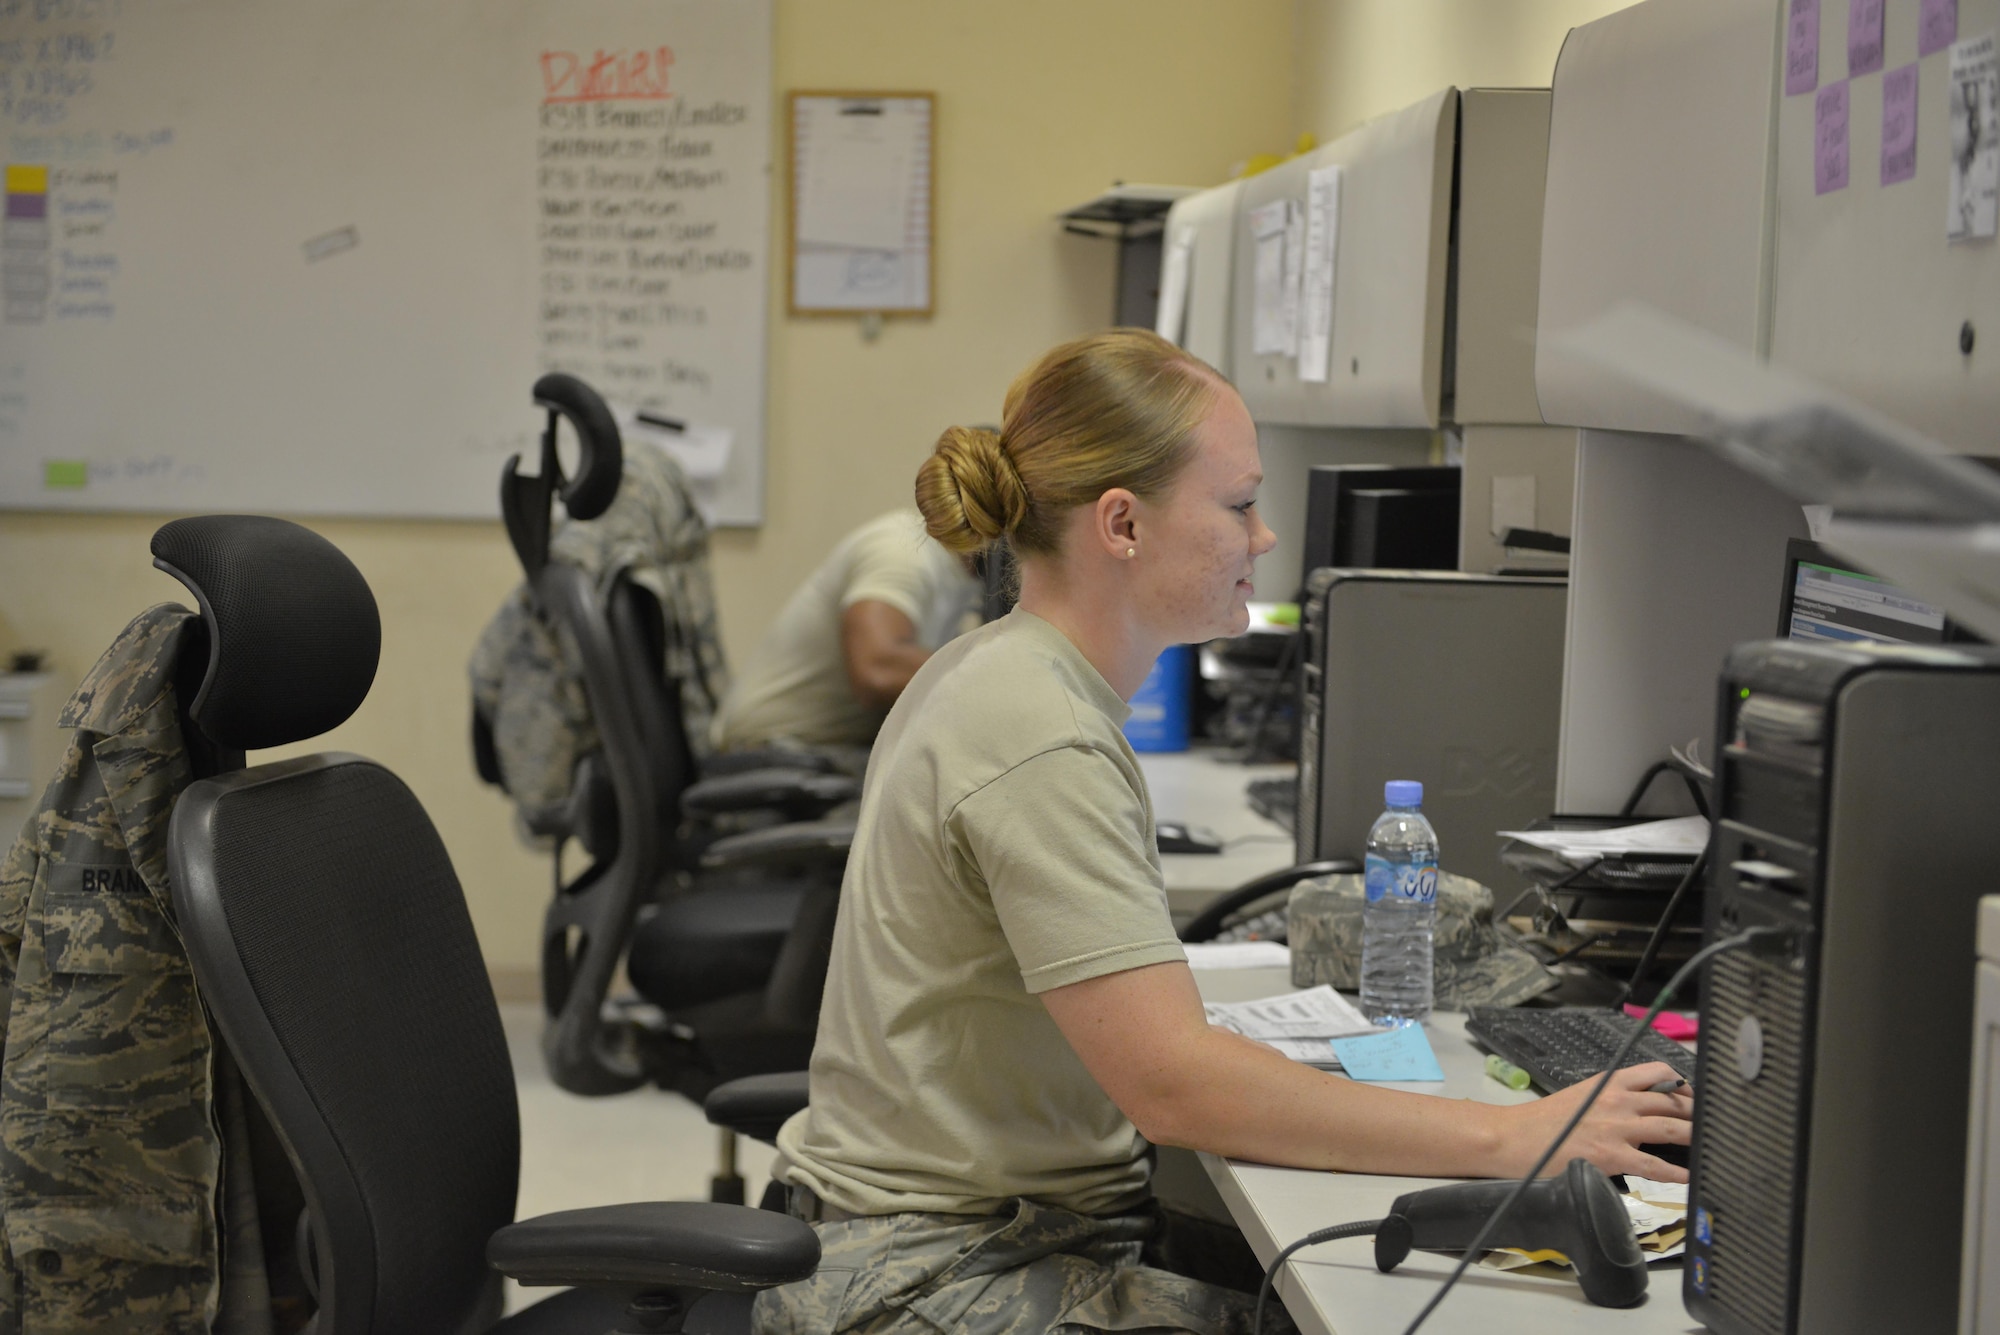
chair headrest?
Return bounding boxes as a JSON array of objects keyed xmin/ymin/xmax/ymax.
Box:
[
  {"xmin": 500, "ymin": 373, "xmax": 624, "ymax": 580},
  {"xmin": 151, "ymin": 516, "xmax": 381, "ymax": 751}
]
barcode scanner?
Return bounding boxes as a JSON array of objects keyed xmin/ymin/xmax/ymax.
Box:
[
  {"xmin": 1373, "ymin": 1158, "xmax": 1649, "ymax": 1308},
  {"xmin": 1253, "ymin": 1157, "xmax": 1651, "ymax": 1335}
]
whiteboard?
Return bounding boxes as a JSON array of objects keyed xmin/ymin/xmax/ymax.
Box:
[{"xmin": 0, "ymin": 0, "xmax": 772, "ymax": 524}]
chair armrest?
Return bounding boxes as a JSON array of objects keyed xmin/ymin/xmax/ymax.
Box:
[
  {"xmin": 682, "ymin": 768, "xmax": 859, "ymax": 820},
  {"xmin": 488, "ymin": 1202, "xmax": 818, "ymax": 1293},
  {"xmin": 704, "ymin": 747, "xmax": 840, "ymax": 777},
  {"xmin": 701, "ymin": 819, "xmax": 856, "ymax": 873},
  {"xmin": 706, "ymin": 1071, "xmax": 810, "ymax": 1144}
]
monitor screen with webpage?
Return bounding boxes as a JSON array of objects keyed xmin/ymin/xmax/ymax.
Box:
[{"xmin": 1779, "ymin": 538, "xmax": 1950, "ymax": 645}]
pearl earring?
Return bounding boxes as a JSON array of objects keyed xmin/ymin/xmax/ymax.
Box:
[{"xmin": 1125, "ymin": 547, "xmax": 1136, "ymax": 558}]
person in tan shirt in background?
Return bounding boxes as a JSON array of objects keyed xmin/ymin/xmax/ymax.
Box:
[
  {"xmin": 755, "ymin": 329, "xmax": 1691, "ymax": 1335},
  {"xmin": 712, "ymin": 509, "xmax": 982, "ymax": 761}
]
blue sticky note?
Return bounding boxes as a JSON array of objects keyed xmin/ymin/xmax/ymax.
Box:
[{"xmin": 1329, "ymin": 1024, "xmax": 1446, "ymax": 1082}]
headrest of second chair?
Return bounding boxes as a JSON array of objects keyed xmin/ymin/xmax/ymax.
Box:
[{"xmin": 151, "ymin": 516, "xmax": 381, "ymax": 751}]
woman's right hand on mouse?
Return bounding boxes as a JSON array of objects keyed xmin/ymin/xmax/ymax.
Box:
[{"xmin": 1498, "ymin": 1060, "xmax": 1695, "ymax": 1183}]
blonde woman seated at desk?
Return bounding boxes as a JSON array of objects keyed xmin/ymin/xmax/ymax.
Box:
[
  {"xmin": 755, "ymin": 330, "xmax": 1692, "ymax": 1335},
  {"xmin": 711, "ymin": 508, "xmax": 981, "ymax": 767}
]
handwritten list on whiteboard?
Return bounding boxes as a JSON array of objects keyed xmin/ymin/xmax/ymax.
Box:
[{"xmin": 533, "ymin": 34, "xmax": 768, "ymax": 520}]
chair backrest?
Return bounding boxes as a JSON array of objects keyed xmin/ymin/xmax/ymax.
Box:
[
  {"xmin": 531, "ymin": 562, "xmax": 677, "ymax": 1095},
  {"xmin": 488, "ymin": 375, "xmax": 711, "ymax": 1095},
  {"xmin": 169, "ymin": 754, "xmax": 520, "ymax": 1335},
  {"xmin": 608, "ymin": 572, "xmax": 700, "ymax": 850}
]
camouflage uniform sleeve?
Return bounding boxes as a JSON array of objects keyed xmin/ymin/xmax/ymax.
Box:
[
  {"xmin": 0, "ymin": 780, "xmax": 50, "ymax": 1334},
  {"xmin": 0, "ymin": 807, "xmax": 37, "ymax": 1039}
]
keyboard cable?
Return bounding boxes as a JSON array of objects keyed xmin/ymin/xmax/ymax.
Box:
[{"xmin": 1248, "ymin": 923, "xmax": 1796, "ymax": 1335}]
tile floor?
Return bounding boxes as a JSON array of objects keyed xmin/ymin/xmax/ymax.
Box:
[{"xmin": 500, "ymin": 1002, "xmax": 779, "ymax": 1314}]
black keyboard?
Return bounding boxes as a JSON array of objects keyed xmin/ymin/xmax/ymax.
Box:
[
  {"xmin": 1246, "ymin": 775, "xmax": 1298, "ymax": 834},
  {"xmin": 1464, "ymin": 1006, "xmax": 1696, "ymax": 1093}
]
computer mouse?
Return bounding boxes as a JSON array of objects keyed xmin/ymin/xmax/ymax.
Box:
[
  {"xmin": 1637, "ymin": 1140, "xmax": 1690, "ymax": 1171},
  {"xmin": 1155, "ymin": 821, "xmax": 1223, "ymax": 855}
]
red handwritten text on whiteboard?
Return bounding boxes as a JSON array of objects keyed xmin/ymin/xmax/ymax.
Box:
[{"xmin": 541, "ymin": 48, "xmax": 675, "ymax": 104}]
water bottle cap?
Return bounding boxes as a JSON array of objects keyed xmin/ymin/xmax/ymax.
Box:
[{"xmin": 1384, "ymin": 780, "xmax": 1423, "ymax": 807}]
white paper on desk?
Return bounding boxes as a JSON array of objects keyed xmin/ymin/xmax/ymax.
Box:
[
  {"xmin": 1249, "ymin": 200, "xmax": 1291, "ymax": 356},
  {"xmin": 1297, "ymin": 165, "xmax": 1341, "ymax": 382},
  {"xmin": 1183, "ymin": 940, "xmax": 1291, "ymax": 970},
  {"xmin": 1497, "ymin": 815, "xmax": 1710, "ymax": 862},
  {"xmin": 1263, "ymin": 1038, "xmax": 1342, "ymax": 1070},
  {"xmin": 1204, "ymin": 985, "xmax": 1375, "ymax": 1040},
  {"xmin": 1154, "ymin": 231, "xmax": 1194, "ymax": 345},
  {"xmin": 1624, "ymin": 1175, "xmax": 1689, "ymax": 1207},
  {"xmin": 795, "ymin": 99, "xmax": 921, "ymax": 251}
]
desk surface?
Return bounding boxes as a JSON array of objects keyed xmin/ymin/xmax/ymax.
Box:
[
  {"xmin": 1136, "ymin": 750, "xmax": 1297, "ymax": 915},
  {"xmin": 1191, "ymin": 968, "xmax": 1699, "ymax": 1335}
]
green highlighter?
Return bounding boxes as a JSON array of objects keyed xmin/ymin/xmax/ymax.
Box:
[{"xmin": 1485, "ymin": 1053, "xmax": 1532, "ymax": 1091}]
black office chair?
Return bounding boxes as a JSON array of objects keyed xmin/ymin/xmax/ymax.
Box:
[
  {"xmin": 486, "ymin": 375, "xmax": 855, "ymax": 1199},
  {"xmin": 1175, "ymin": 860, "xmax": 1358, "ymax": 943},
  {"xmin": 157, "ymin": 514, "xmax": 818, "ymax": 1335}
]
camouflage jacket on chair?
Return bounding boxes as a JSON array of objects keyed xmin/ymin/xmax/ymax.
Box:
[
  {"xmin": 0, "ymin": 604, "xmax": 271, "ymax": 1335},
  {"xmin": 469, "ymin": 441, "xmax": 729, "ymax": 821}
]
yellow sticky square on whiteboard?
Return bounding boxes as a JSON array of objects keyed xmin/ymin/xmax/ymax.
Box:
[{"xmin": 6, "ymin": 164, "xmax": 49, "ymax": 194}]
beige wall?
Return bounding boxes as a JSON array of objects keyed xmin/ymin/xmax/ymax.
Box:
[
  {"xmin": 0, "ymin": 0, "xmax": 1294, "ymax": 972},
  {"xmin": 1293, "ymin": 0, "xmax": 1637, "ymax": 140}
]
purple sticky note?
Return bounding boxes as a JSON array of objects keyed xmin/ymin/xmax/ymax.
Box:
[
  {"xmin": 1816, "ymin": 80, "xmax": 1850, "ymax": 193},
  {"xmin": 1788, "ymin": 0, "xmax": 1821, "ymax": 95},
  {"xmin": 1849, "ymin": 0, "xmax": 1885, "ymax": 75},
  {"xmin": 1920, "ymin": 0, "xmax": 1958, "ymax": 57},
  {"xmin": 1882, "ymin": 62, "xmax": 1919, "ymax": 183}
]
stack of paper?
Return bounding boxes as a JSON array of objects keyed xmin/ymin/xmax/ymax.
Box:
[
  {"xmin": 1497, "ymin": 816, "xmax": 1710, "ymax": 865},
  {"xmin": 1203, "ymin": 986, "xmax": 1377, "ymax": 1069}
]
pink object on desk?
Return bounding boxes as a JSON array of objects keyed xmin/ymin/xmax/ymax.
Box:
[{"xmin": 1625, "ymin": 1004, "xmax": 1700, "ymax": 1042}]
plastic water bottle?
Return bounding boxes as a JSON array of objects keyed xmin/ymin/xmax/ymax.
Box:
[{"xmin": 1358, "ymin": 780, "xmax": 1439, "ymax": 1027}]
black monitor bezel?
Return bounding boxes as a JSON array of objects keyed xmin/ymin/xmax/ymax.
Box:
[
  {"xmin": 1299, "ymin": 463, "xmax": 1460, "ymax": 596},
  {"xmin": 1777, "ymin": 536, "xmax": 1979, "ymax": 645}
]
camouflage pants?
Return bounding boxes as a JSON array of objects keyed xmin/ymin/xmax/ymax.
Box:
[{"xmin": 751, "ymin": 1196, "xmax": 1299, "ymax": 1335}]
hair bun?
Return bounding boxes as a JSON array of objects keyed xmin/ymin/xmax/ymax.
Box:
[{"xmin": 916, "ymin": 426, "xmax": 1028, "ymax": 554}]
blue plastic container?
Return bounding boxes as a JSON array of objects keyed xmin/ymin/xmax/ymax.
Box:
[{"xmin": 1124, "ymin": 643, "xmax": 1193, "ymax": 752}]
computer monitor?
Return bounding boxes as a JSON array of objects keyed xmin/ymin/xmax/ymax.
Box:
[
  {"xmin": 1777, "ymin": 537, "xmax": 1970, "ymax": 645},
  {"xmin": 1298, "ymin": 465, "xmax": 1460, "ymax": 595}
]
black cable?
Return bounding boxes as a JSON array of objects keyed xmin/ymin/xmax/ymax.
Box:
[
  {"xmin": 1239, "ymin": 628, "xmax": 1303, "ymax": 764},
  {"xmin": 1395, "ymin": 924, "xmax": 1788, "ymax": 1335},
  {"xmin": 1616, "ymin": 848, "xmax": 1708, "ymax": 1010},
  {"xmin": 1541, "ymin": 931, "xmax": 1607, "ymax": 966},
  {"xmin": 1253, "ymin": 1218, "xmax": 1385, "ymax": 1335},
  {"xmin": 1495, "ymin": 856, "xmax": 1602, "ymax": 923}
]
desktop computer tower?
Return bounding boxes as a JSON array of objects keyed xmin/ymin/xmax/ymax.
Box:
[
  {"xmin": 1686, "ymin": 640, "xmax": 2000, "ymax": 1335},
  {"xmin": 1295, "ymin": 570, "xmax": 1565, "ymax": 895}
]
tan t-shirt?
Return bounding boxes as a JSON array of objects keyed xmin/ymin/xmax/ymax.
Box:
[
  {"xmin": 775, "ymin": 609, "xmax": 1187, "ymax": 1217},
  {"xmin": 713, "ymin": 510, "xmax": 981, "ymax": 751}
]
